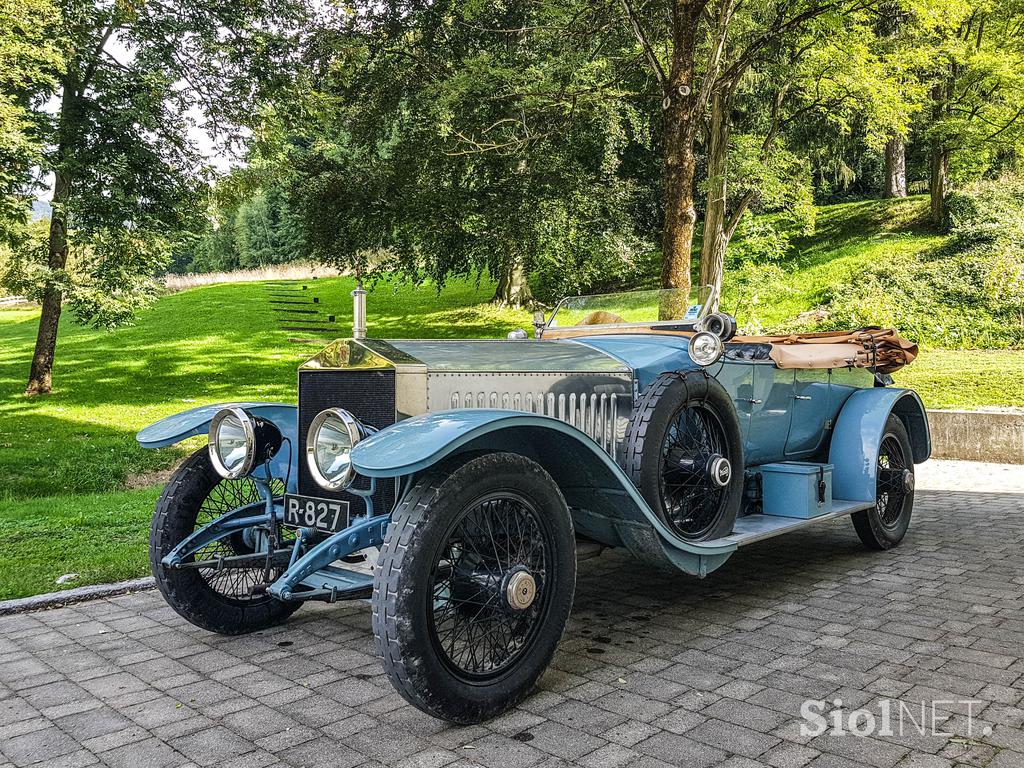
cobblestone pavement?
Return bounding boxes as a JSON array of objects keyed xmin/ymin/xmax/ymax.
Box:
[{"xmin": 2, "ymin": 465, "xmax": 1023, "ymax": 768}]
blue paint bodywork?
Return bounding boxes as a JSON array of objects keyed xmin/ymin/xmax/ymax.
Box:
[
  {"xmin": 828, "ymin": 388, "xmax": 931, "ymax": 502},
  {"xmin": 352, "ymin": 409, "xmax": 737, "ymax": 576},
  {"xmin": 136, "ymin": 334, "xmax": 930, "ymax": 585},
  {"xmin": 571, "ymin": 335, "xmax": 699, "ymax": 390},
  {"xmin": 137, "ymin": 402, "xmax": 299, "ymax": 491}
]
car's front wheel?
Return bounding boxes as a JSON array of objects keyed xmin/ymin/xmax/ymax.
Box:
[
  {"xmin": 372, "ymin": 453, "xmax": 576, "ymax": 723},
  {"xmin": 150, "ymin": 448, "xmax": 300, "ymax": 634}
]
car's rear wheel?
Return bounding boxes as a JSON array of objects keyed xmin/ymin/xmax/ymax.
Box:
[
  {"xmin": 622, "ymin": 372, "xmax": 744, "ymax": 541},
  {"xmin": 852, "ymin": 415, "xmax": 915, "ymax": 550},
  {"xmin": 373, "ymin": 453, "xmax": 576, "ymax": 723},
  {"xmin": 150, "ymin": 448, "xmax": 300, "ymax": 634}
]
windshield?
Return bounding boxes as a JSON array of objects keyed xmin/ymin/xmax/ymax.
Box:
[{"xmin": 547, "ymin": 287, "xmax": 714, "ymax": 328}]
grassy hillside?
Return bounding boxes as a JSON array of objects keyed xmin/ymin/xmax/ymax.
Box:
[
  {"xmin": 1, "ymin": 197, "xmax": 1022, "ymax": 599},
  {"xmin": 0, "ymin": 278, "xmax": 528, "ymax": 599},
  {"xmin": 722, "ymin": 197, "xmax": 946, "ymax": 331}
]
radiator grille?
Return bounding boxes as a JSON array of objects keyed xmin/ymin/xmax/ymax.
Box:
[
  {"xmin": 447, "ymin": 390, "xmax": 623, "ymax": 459},
  {"xmin": 297, "ymin": 369, "xmax": 396, "ymax": 518}
]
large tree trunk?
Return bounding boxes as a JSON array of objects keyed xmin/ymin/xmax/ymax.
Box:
[
  {"xmin": 25, "ymin": 169, "xmax": 70, "ymax": 396},
  {"xmin": 699, "ymin": 91, "xmax": 729, "ymax": 312},
  {"xmin": 26, "ymin": 75, "xmax": 76, "ymax": 396},
  {"xmin": 884, "ymin": 135, "xmax": 907, "ymax": 198},
  {"xmin": 492, "ymin": 256, "xmax": 532, "ymax": 308},
  {"xmin": 659, "ymin": 0, "xmax": 704, "ymax": 318}
]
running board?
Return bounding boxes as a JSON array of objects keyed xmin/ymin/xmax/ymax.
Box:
[{"xmin": 722, "ymin": 499, "xmax": 875, "ymax": 547}]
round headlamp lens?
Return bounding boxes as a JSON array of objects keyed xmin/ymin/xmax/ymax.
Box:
[
  {"xmin": 307, "ymin": 409, "xmax": 362, "ymax": 490},
  {"xmin": 208, "ymin": 407, "xmax": 255, "ymax": 479},
  {"xmin": 689, "ymin": 331, "xmax": 725, "ymax": 367}
]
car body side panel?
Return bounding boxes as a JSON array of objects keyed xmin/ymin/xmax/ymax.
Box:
[
  {"xmin": 828, "ymin": 388, "xmax": 931, "ymax": 502},
  {"xmin": 350, "ymin": 409, "xmax": 738, "ymax": 575},
  {"xmin": 136, "ymin": 402, "xmax": 299, "ymax": 491}
]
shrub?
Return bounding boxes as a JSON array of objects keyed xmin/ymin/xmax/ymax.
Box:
[{"xmin": 811, "ymin": 178, "xmax": 1024, "ymax": 348}]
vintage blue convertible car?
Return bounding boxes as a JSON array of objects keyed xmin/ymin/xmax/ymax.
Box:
[{"xmin": 138, "ymin": 287, "xmax": 929, "ymax": 723}]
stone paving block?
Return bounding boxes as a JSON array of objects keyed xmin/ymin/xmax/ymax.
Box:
[
  {"xmin": 100, "ymin": 737, "xmax": 183, "ymax": 768},
  {"xmin": 54, "ymin": 705, "xmax": 132, "ymax": 741},
  {"xmin": 172, "ymin": 725, "xmax": 262, "ymax": 767},
  {"xmin": 455, "ymin": 732, "xmax": 547, "ymax": 768},
  {"xmin": 688, "ymin": 717, "xmax": 782, "ymax": 759},
  {"xmin": 0, "ymin": 724, "xmax": 80, "ymax": 766},
  {"xmin": 0, "ymin": 489, "xmax": 1021, "ymax": 768},
  {"xmin": 516, "ymin": 719, "xmax": 607, "ymax": 761},
  {"xmin": 634, "ymin": 731, "xmax": 728, "ymax": 768}
]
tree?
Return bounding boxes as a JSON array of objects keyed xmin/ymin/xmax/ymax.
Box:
[
  {"xmin": 282, "ymin": 0, "xmax": 653, "ymax": 307},
  {"xmin": 0, "ymin": 0, "xmax": 62, "ymax": 243},
  {"xmin": 918, "ymin": 2, "xmax": 1024, "ymax": 226},
  {"xmin": 619, "ymin": 0, "xmax": 881, "ymax": 304},
  {"xmin": 7, "ymin": 0, "xmax": 307, "ymax": 395}
]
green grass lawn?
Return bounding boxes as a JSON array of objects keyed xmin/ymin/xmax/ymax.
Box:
[
  {"xmin": 1, "ymin": 197, "xmax": 1022, "ymax": 600},
  {"xmin": 721, "ymin": 196, "xmax": 947, "ymax": 330},
  {"xmin": 0, "ymin": 277, "xmax": 528, "ymax": 599}
]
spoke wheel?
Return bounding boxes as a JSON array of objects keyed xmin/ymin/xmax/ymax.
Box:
[
  {"xmin": 875, "ymin": 435, "xmax": 909, "ymax": 528},
  {"xmin": 373, "ymin": 453, "xmax": 576, "ymax": 724},
  {"xmin": 623, "ymin": 372, "xmax": 744, "ymax": 542},
  {"xmin": 150, "ymin": 448, "xmax": 300, "ymax": 634},
  {"xmin": 429, "ymin": 493, "xmax": 552, "ymax": 681},
  {"xmin": 659, "ymin": 404, "xmax": 729, "ymax": 539},
  {"xmin": 189, "ymin": 476, "xmax": 289, "ymax": 601},
  {"xmin": 852, "ymin": 415, "xmax": 916, "ymax": 551}
]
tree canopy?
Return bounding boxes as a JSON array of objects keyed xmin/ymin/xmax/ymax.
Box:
[{"xmin": 3, "ymin": 0, "xmax": 1024, "ymax": 391}]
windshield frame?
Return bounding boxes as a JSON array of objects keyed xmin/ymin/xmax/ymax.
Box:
[{"xmin": 545, "ymin": 287, "xmax": 717, "ymax": 332}]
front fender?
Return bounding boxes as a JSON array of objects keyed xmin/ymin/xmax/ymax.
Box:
[
  {"xmin": 136, "ymin": 402, "xmax": 299, "ymax": 489},
  {"xmin": 829, "ymin": 388, "xmax": 931, "ymax": 503},
  {"xmin": 351, "ymin": 409, "xmax": 736, "ymax": 576}
]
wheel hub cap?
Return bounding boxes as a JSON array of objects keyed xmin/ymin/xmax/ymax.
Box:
[
  {"xmin": 902, "ymin": 469, "xmax": 915, "ymax": 492},
  {"xmin": 505, "ymin": 570, "xmax": 537, "ymax": 611},
  {"xmin": 708, "ymin": 455, "xmax": 732, "ymax": 487}
]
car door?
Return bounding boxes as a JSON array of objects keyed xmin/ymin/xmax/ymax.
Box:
[
  {"xmin": 712, "ymin": 359, "xmax": 753, "ymax": 445},
  {"xmin": 745, "ymin": 365, "xmax": 794, "ymax": 464},
  {"xmin": 784, "ymin": 368, "xmax": 831, "ymax": 457}
]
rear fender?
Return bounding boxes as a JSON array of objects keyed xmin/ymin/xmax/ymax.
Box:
[
  {"xmin": 350, "ymin": 409, "xmax": 736, "ymax": 576},
  {"xmin": 829, "ymin": 388, "xmax": 931, "ymax": 503},
  {"xmin": 136, "ymin": 402, "xmax": 299, "ymax": 489}
]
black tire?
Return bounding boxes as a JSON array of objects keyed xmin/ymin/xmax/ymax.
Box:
[
  {"xmin": 372, "ymin": 453, "xmax": 576, "ymax": 724},
  {"xmin": 852, "ymin": 415, "xmax": 915, "ymax": 550},
  {"xmin": 150, "ymin": 448, "xmax": 300, "ymax": 634},
  {"xmin": 622, "ymin": 371, "xmax": 744, "ymax": 541}
]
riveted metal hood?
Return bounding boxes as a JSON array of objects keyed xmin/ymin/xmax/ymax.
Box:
[
  {"xmin": 300, "ymin": 337, "xmax": 634, "ymax": 454},
  {"xmin": 300, "ymin": 337, "xmax": 629, "ymax": 374}
]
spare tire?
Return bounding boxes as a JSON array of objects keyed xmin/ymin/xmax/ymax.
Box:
[{"xmin": 622, "ymin": 371, "xmax": 744, "ymax": 541}]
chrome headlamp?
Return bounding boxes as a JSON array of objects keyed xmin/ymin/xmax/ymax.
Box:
[
  {"xmin": 688, "ymin": 331, "xmax": 725, "ymax": 367},
  {"xmin": 306, "ymin": 408, "xmax": 363, "ymax": 490},
  {"xmin": 208, "ymin": 407, "xmax": 282, "ymax": 479}
]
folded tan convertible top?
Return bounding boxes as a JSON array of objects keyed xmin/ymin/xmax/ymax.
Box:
[
  {"xmin": 546, "ymin": 324, "xmax": 918, "ymax": 373},
  {"xmin": 732, "ymin": 328, "xmax": 918, "ymax": 374}
]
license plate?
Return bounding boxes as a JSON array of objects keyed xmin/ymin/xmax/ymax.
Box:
[{"xmin": 283, "ymin": 494, "xmax": 350, "ymax": 533}]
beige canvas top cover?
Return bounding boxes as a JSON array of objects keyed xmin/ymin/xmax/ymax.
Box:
[
  {"xmin": 546, "ymin": 323, "xmax": 918, "ymax": 373},
  {"xmin": 732, "ymin": 328, "xmax": 918, "ymax": 373}
]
